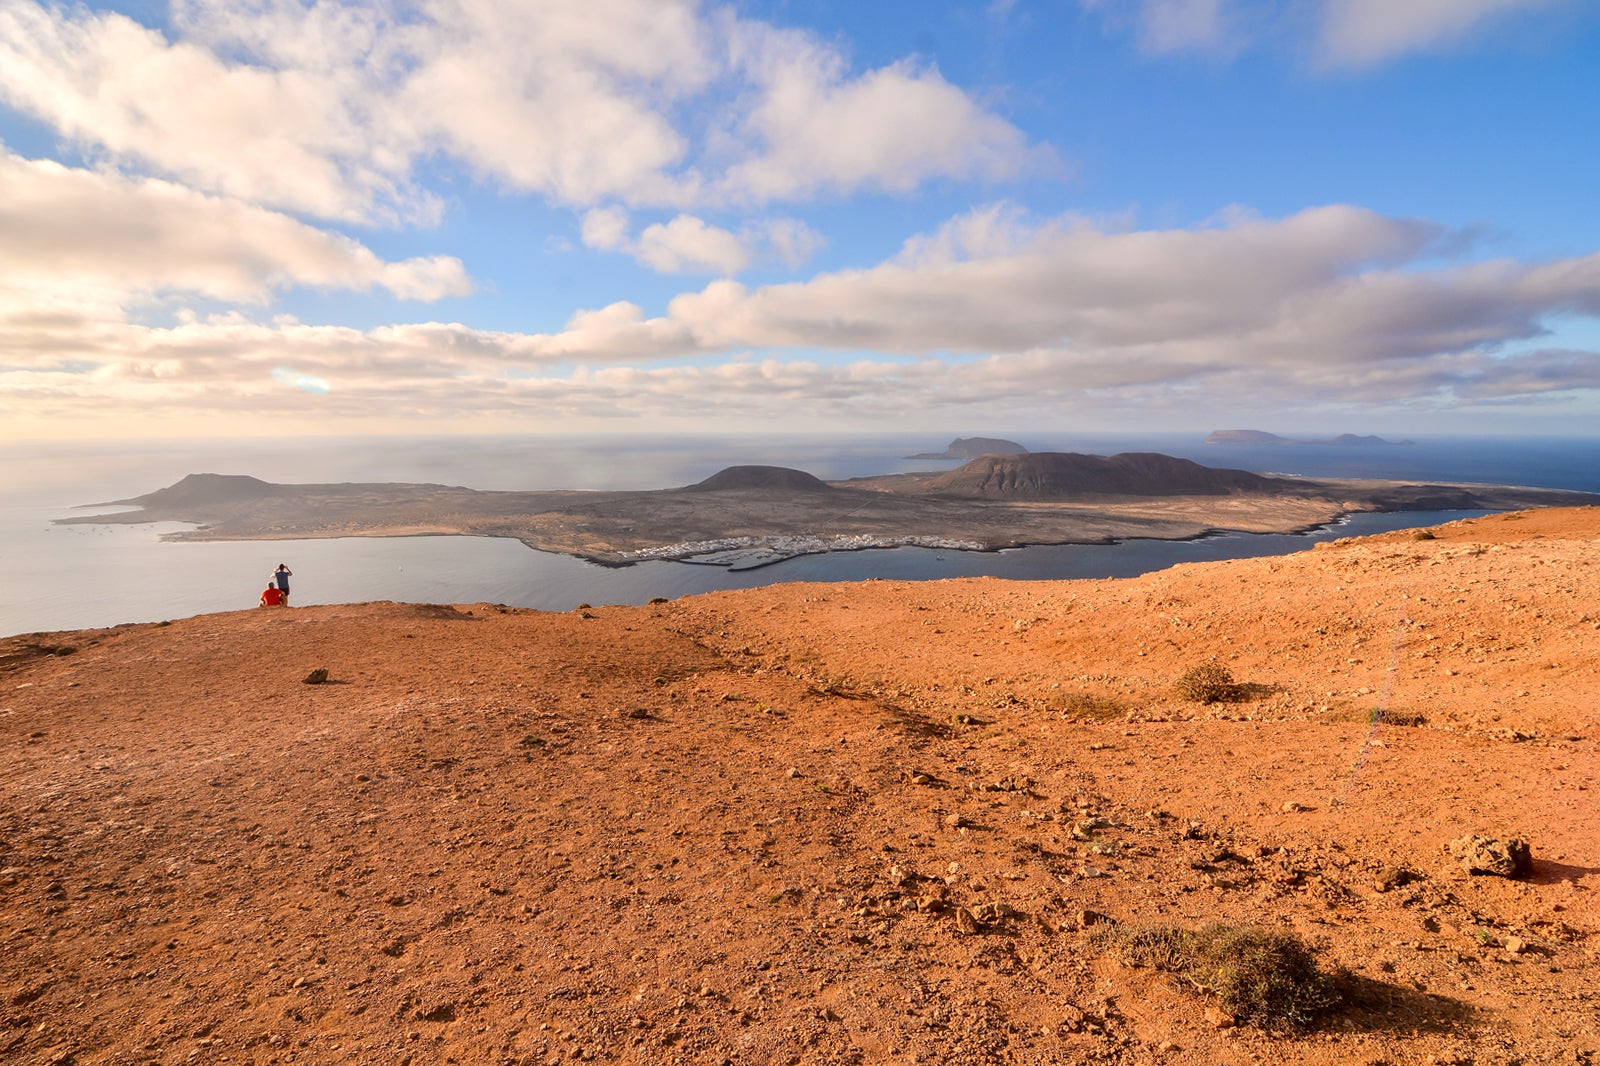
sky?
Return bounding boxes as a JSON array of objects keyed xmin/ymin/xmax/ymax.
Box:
[{"xmin": 2, "ymin": 0, "xmax": 1600, "ymax": 442}]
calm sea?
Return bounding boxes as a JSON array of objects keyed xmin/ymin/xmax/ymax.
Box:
[{"xmin": 4, "ymin": 433, "xmax": 1597, "ymax": 638}]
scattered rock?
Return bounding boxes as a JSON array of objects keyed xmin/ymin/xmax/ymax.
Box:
[
  {"xmin": 1281, "ymin": 801, "xmax": 1312, "ymax": 813},
  {"xmin": 1204, "ymin": 1006, "xmax": 1236, "ymax": 1030},
  {"xmin": 302, "ymin": 668, "xmax": 329, "ymax": 684},
  {"xmin": 416, "ymin": 1003, "xmax": 457, "ymax": 1023},
  {"xmin": 971, "ymin": 901, "xmax": 1017, "ymax": 923},
  {"xmin": 1446, "ymin": 834, "xmax": 1533, "ymax": 878},
  {"xmin": 1071, "ymin": 816, "xmax": 1116, "ymax": 839},
  {"xmin": 1374, "ymin": 866, "xmax": 1420, "ymax": 892},
  {"xmin": 953, "ymin": 907, "xmax": 983, "ymax": 935}
]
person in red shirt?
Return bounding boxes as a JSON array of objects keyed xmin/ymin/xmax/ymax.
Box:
[{"xmin": 260, "ymin": 585, "xmax": 285, "ymax": 607}]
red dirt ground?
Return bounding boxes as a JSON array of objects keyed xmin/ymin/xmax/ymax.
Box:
[{"xmin": 2, "ymin": 507, "xmax": 1596, "ymax": 1065}]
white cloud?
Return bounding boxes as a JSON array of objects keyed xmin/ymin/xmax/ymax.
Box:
[
  {"xmin": 719, "ymin": 20, "xmax": 1044, "ymax": 202},
  {"xmin": 1079, "ymin": 0, "xmax": 1241, "ymax": 56},
  {"xmin": 0, "ymin": 149, "xmax": 472, "ymax": 308},
  {"xmin": 0, "ymin": 0, "xmax": 1038, "ymax": 222},
  {"xmin": 579, "ymin": 208, "xmax": 824, "ymax": 276},
  {"xmin": 633, "ymin": 216, "xmax": 751, "ymax": 276},
  {"xmin": 754, "ymin": 218, "xmax": 828, "ymax": 269},
  {"xmin": 0, "ymin": 0, "xmax": 425, "ymax": 223},
  {"xmin": 10, "ymin": 203, "xmax": 1599, "ymax": 434},
  {"xmin": 580, "ymin": 207, "xmax": 632, "ymax": 252},
  {"xmin": 1317, "ymin": 0, "xmax": 1569, "ymax": 68},
  {"xmin": 1080, "ymin": 0, "xmax": 1575, "ymax": 67},
  {"xmin": 1142, "ymin": 0, "xmax": 1228, "ymax": 52}
]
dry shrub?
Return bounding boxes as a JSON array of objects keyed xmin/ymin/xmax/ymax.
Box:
[
  {"xmin": 1173, "ymin": 662, "xmax": 1237, "ymax": 703},
  {"xmin": 1052, "ymin": 692, "xmax": 1125, "ymax": 719},
  {"xmin": 1099, "ymin": 922, "xmax": 1337, "ymax": 1030},
  {"xmin": 1318, "ymin": 705, "xmax": 1427, "ymax": 727}
]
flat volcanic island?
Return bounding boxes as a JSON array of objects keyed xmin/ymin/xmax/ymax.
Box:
[{"xmin": 61, "ymin": 451, "xmax": 1600, "ymax": 569}]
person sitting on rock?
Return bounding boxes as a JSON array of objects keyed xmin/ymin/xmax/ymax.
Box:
[{"xmin": 260, "ymin": 584, "xmax": 286, "ymax": 607}]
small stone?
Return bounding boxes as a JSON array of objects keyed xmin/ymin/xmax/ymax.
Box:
[
  {"xmin": 1374, "ymin": 866, "xmax": 1417, "ymax": 892},
  {"xmin": 1282, "ymin": 801, "xmax": 1311, "ymax": 813},
  {"xmin": 302, "ymin": 668, "xmax": 329, "ymax": 685},
  {"xmin": 1205, "ymin": 1006, "xmax": 1235, "ymax": 1030},
  {"xmin": 953, "ymin": 907, "xmax": 982, "ymax": 935},
  {"xmin": 1503, "ymin": 936, "xmax": 1527, "ymax": 955}
]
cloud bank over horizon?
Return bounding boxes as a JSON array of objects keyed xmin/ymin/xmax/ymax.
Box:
[{"xmin": 1, "ymin": 0, "xmax": 1598, "ymax": 438}]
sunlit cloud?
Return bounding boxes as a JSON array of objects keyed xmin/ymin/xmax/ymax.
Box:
[
  {"xmin": 579, "ymin": 207, "xmax": 825, "ymax": 276},
  {"xmin": 5, "ymin": 205, "xmax": 1599, "ymax": 434},
  {"xmin": 0, "ymin": 0, "xmax": 1040, "ymax": 223},
  {"xmin": 271, "ymin": 366, "xmax": 332, "ymax": 395},
  {"xmin": 0, "ymin": 148, "xmax": 472, "ymax": 305}
]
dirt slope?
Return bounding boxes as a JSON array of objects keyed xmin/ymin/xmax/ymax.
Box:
[{"xmin": 2, "ymin": 508, "xmax": 1597, "ymax": 1066}]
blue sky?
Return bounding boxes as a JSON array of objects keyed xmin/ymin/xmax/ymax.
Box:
[{"xmin": 2, "ymin": 0, "xmax": 1599, "ymax": 439}]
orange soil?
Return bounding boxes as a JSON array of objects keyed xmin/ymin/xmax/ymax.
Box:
[{"xmin": 2, "ymin": 507, "xmax": 1596, "ymax": 1065}]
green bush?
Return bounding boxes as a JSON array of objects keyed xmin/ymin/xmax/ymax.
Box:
[
  {"xmin": 1099, "ymin": 922, "xmax": 1337, "ymax": 1030},
  {"xmin": 1174, "ymin": 662, "xmax": 1237, "ymax": 703}
]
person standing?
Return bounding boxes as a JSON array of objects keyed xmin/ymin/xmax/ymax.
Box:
[{"xmin": 273, "ymin": 564, "xmax": 293, "ymax": 606}]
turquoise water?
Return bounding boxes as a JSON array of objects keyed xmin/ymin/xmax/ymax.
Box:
[{"xmin": 3, "ymin": 433, "xmax": 1595, "ymax": 637}]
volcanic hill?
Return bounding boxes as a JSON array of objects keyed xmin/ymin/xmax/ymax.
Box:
[{"xmin": 920, "ymin": 452, "xmax": 1281, "ymax": 499}]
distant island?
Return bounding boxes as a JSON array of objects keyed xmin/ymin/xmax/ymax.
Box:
[
  {"xmin": 58, "ymin": 451, "xmax": 1598, "ymax": 570},
  {"xmin": 905, "ymin": 436, "xmax": 1028, "ymax": 460},
  {"xmin": 1205, "ymin": 430, "xmax": 1415, "ymax": 446}
]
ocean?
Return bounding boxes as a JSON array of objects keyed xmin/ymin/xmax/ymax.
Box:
[{"xmin": 4, "ymin": 433, "xmax": 1597, "ymax": 638}]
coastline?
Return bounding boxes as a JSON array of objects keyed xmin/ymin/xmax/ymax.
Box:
[{"xmin": 56, "ymin": 467, "xmax": 1600, "ymax": 572}]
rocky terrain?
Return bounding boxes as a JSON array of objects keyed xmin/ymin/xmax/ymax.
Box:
[{"xmin": 3, "ymin": 507, "xmax": 1597, "ymax": 1066}]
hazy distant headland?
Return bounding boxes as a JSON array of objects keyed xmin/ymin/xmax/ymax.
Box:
[
  {"xmin": 59, "ymin": 451, "xmax": 1597, "ymax": 570},
  {"xmin": 1205, "ymin": 429, "xmax": 1416, "ymax": 446},
  {"xmin": 904, "ymin": 436, "xmax": 1029, "ymax": 460}
]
